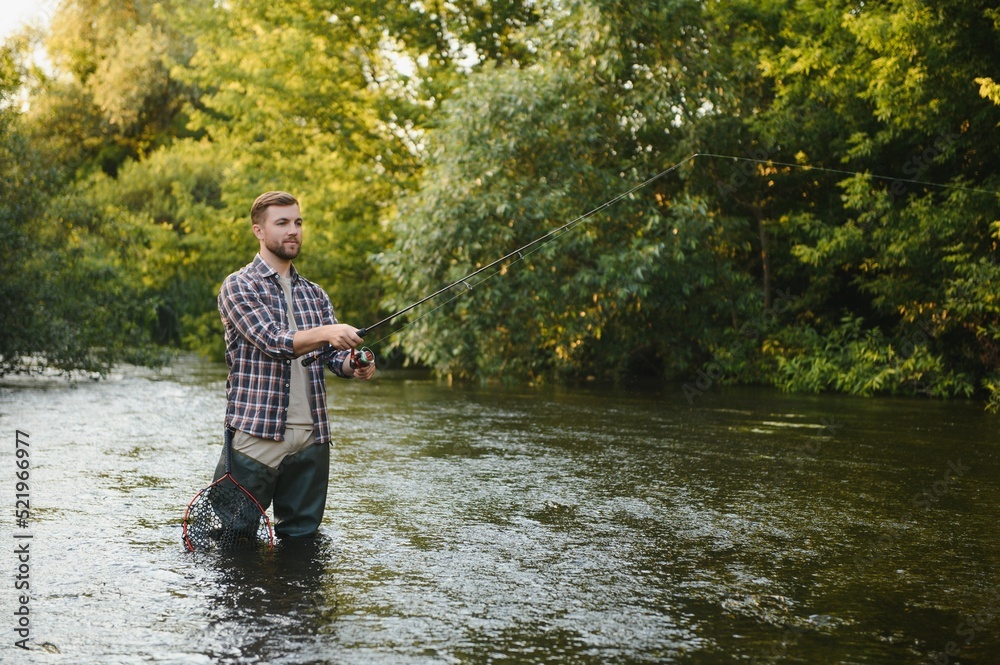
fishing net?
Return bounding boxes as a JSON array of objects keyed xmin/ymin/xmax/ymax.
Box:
[
  {"xmin": 183, "ymin": 477, "xmax": 274, "ymax": 552},
  {"xmin": 182, "ymin": 428, "xmax": 274, "ymax": 552}
]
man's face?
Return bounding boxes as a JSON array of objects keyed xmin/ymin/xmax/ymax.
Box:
[{"xmin": 255, "ymin": 204, "xmax": 303, "ymax": 261}]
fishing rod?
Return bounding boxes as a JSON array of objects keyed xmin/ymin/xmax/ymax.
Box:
[
  {"xmin": 302, "ymin": 153, "xmax": 698, "ymax": 367},
  {"xmin": 304, "ymin": 150, "xmax": 1000, "ymax": 366}
]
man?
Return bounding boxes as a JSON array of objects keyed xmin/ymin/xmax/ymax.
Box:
[{"xmin": 215, "ymin": 190, "xmax": 375, "ymax": 539}]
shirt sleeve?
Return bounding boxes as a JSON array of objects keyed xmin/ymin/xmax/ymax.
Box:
[
  {"xmin": 219, "ymin": 274, "xmax": 296, "ymax": 359},
  {"xmin": 326, "ymin": 349, "xmax": 353, "ymax": 378}
]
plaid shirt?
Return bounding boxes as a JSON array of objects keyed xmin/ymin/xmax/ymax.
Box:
[{"xmin": 219, "ymin": 254, "xmax": 351, "ymax": 443}]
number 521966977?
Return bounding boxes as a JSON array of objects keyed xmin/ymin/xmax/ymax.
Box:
[{"xmin": 14, "ymin": 430, "xmax": 29, "ymax": 526}]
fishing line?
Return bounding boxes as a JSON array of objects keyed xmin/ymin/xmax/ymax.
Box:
[
  {"xmin": 695, "ymin": 152, "xmax": 1000, "ymax": 197},
  {"xmin": 306, "ymin": 150, "xmax": 1000, "ymax": 362},
  {"xmin": 358, "ymin": 156, "xmax": 698, "ymax": 349},
  {"xmin": 303, "ymin": 154, "xmax": 698, "ymax": 364}
]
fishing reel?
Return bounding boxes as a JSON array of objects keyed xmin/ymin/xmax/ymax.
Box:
[{"xmin": 350, "ymin": 346, "xmax": 375, "ymax": 370}]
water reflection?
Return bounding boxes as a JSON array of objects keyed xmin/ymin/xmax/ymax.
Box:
[{"xmin": 198, "ymin": 534, "xmax": 339, "ymax": 663}]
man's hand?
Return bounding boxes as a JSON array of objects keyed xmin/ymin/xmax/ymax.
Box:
[
  {"xmin": 323, "ymin": 324, "xmax": 365, "ymax": 350},
  {"xmin": 352, "ymin": 360, "xmax": 376, "ymax": 381},
  {"xmin": 293, "ymin": 324, "xmax": 364, "ymax": 357}
]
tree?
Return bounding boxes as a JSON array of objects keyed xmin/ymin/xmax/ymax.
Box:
[
  {"xmin": 29, "ymin": 0, "xmax": 200, "ymax": 177},
  {"xmin": 0, "ymin": 2, "xmax": 184, "ymax": 374},
  {"xmin": 0, "ymin": 42, "xmax": 50, "ymax": 373},
  {"xmin": 5, "ymin": 0, "xmax": 1000, "ymax": 407},
  {"xmin": 745, "ymin": 0, "xmax": 1000, "ymax": 400},
  {"xmin": 0, "ymin": 87, "xmax": 166, "ymax": 374},
  {"xmin": 381, "ymin": 0, "xmax": 753, "ymax": 382}
]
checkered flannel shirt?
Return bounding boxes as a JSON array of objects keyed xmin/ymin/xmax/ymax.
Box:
[{"xmin": 219, "ymin": 254, "xmax": 352, "ymax": 443}]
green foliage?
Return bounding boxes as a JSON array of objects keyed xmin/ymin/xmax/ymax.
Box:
[
  {"xmin": 381, "ymin": 51, "xmax": 754, "ymax": 381},
  {"xmin": 0, "ymin": 109, "xmax": 167, "ymax": 373},
  {"xmin": 31, "ymin": 0, "xmax": 200, "ymax": 176},
  {"xmin": 741, "ymin": 0, "xmax": 1000, "ymax": 406},
  {"xmin": 0, "ymin": 44, "xmax": 48, "ymax": 373},
  {"xmin": 167, "ymin": 0, "xmax": 433, "ymax": 328},
  {"xmin": 766, "ymin": 316, "xmax": 975, "ymax": 398},
  {"xmin": 3, "ymin": 0, "xmax": 1000, "ymax": 409},
  {"xmin": 984, "ymin": 375, "xmax": 1000, "ymax": 414}
]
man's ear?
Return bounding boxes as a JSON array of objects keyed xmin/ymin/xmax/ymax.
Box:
[{"xmin": 252, "ymin": 223, "xmax": 264, "ymax": 240}]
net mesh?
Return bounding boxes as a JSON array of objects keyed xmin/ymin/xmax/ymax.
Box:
[{"xmin": 183, "ymin": 477, "xmax": 273, "ymax": 552}]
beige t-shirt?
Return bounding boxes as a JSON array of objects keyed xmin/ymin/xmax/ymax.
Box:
[
  {"xmin": 233, "ymin": 427, "xmax": 315, "ymax": 469},
  {"xmin": 278, "ymin": 274, "xmax": 314, "ymax": 429}
]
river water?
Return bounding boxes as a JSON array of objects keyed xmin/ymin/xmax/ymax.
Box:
[{"xmin": 0, "ymin": 356, "xmax": 997, "ymax": 664}]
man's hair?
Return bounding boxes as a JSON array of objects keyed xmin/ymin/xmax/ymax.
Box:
[{"xmin": 251, "ymin": 191, "xmax": 299, "ymax": 226}]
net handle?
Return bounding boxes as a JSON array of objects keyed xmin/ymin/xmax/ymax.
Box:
[{"xmin": 224, "ymin": 426, "xmax": 234, "ymax": 475}]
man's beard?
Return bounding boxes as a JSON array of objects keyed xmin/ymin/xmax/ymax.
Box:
[{"xmin": 267, "ymin": 237, "xmax": 300, "ymax": 261}]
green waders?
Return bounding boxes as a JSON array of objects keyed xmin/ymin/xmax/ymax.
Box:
[{"xmin": 213, "ymin": 432, "xmax": 330, "ymax": 539}]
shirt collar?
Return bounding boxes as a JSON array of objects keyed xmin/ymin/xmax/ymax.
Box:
[{"xmin": 251, "ymin": 253, "xmax": 299, "ymax": 282}]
